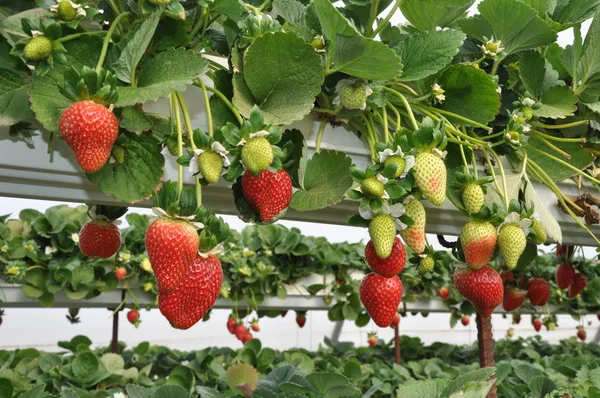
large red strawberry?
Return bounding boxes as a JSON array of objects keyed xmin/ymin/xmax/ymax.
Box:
[
  {"xmin": 58, "ymin": 100, "xmax": 119, "ymax": 172},
  {"xmin": 502, "ymin": 287, "xmax": 525, "ymax": 312},
  {"xmin": 453, "ymin": 265, "xmax": 503, "ymax": 317},
  {"xmin": 365, "ymin": 237, "xmax": 406, "ymax": 278},
  {"xmin": 555, "ymin": 263, "xmax": 575, "ymax": 289},
  {"xmin": 528, "ymin": 278, "xmax": 550, "ymax": 306},
  {"xmin": 460, "ymin": 221, "xmax": 497, "ymax": 269},
  {"xmin": 79, "ymin": 220, "xmax": 121, "ymax": 258},
  {"xmin": 241, "ymin": 169, "xmax": 292, "ymax": 222},
  {"xmin": 569, "ymin": 273, "xmax": 587, "ymax": 298},
  {"xmin": 145, "ymin": 217, "xmax": 199, "ymax": 293},
  {"xmin": 360, "ymin": 273, "xmax": 402, "ymax": 327},
  {"xmin": 158, "ymin": 254, "xmax": 223, "ymax": 330}
]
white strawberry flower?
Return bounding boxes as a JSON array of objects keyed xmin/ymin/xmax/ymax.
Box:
[
  {"xmin": 71, "ymin": 233, "xmax": 79, "ymax": 243},
  {"xmin": 51, "ymin": 0, "xmax": 86, "ymax": 17},
  {"xmin": 496, "ymin": 86, "xmax": 502, "ymax": 94},
  {"xmin": 481, "ymin": 39, "xmax": 504, "ymax": 56},
  {"xmin": 499, "ymin": 212, "xmax": 532, "ymax": 235},
  {"xmin": 118, "ymin": 252, "xmax": 131, "ymax": 263},
  {"xmin": 431, "ymin": 83, "xmax": 445, "ymax": 102},
  {"xmin": 522, "ymin": 125, "xmax": 531, "ymax": 133},
  {"xmin": 1, "ymin": 244, "xmax": 8, "ymax": 252},
  {"xmin": 45, "ymin": 246, "xmax": 57, "ymax": 255},
  {"xmin": 354, "ymin": 174, "xmax": 390, "ymax": 199},
  {"xmin": 181, "ymin": 360, "xmax": 190, "ymax": 366},
  {"xmin": 359, "ymin": 202, "xmax": 406, "ymax": 230},
  {"xmin": 505, "ymin": 131, "xmax": 521, "ymax": 146},
  {"xmin": 189, "ymin": 141, "xmax": 230, "ymax": 176},
  {"xmin": 521, "ymin": 98, "xmax": 536, "ymax": 107},
  {"xmin": 265, "ymin": 249, "xmax": 273, "ymax": 256},
  {"xmin": 112, "ymin": 393, "xmax": 127, "ymax": 398},
  {"xmin": 378, "ymin": 145, "xmax": 415, "ymax": 178}
]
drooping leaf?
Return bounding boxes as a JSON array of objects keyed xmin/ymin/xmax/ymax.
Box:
[
  {"xmin": 552, "ymin": 0, "xmax": 600, "ymax": 25},
  {"xmin": 333, "ymin": 34, "xmax": 402, "ymax": 80},
  {"xmin": 574, "ymin": 10, "xmax": 600, "ymax": 100},
  {"xmin": 400, "ymin": 0, "xmax": 476, "ymax": 32},
  {"xmin": 0, "ymin": 67, "xmax": 33, "ymax": 126},
  {"xmin": 535, "ymin": 86, "xmax": 578, "ymax": 119},
  {"xmin": 526, "ymin": 137, "xmax": 594, "ymax": 181}
]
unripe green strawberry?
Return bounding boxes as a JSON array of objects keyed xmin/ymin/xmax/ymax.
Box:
[
  {"xmin": 368, "ymin": 214, "xmax": 396, "ymax": 259},
  {"xmin": 339, "ymin": 84, "xmax": 368, "ymax": 110},
  {"xmin": 23, "ymin": 36, "xmax": 53, "ymax": 61},
  {"xmin": 198, "ymin": 151, "xmax": 223, "ymax": 184},
  {"xmin": 530, "ymin": 219, "xmax": 547, "ymax": 244},
  {"xmin": 57, "ymin": 1, "xmax": 78, "ymax": 21},
  {"xmin": 241, "ymin": 137, "xmax": 273, "ymax": 173},
  {"xmin": 384, "ymin": 156, "xmax": 406, "ymax": 178},
  {"xmin": 148, "ymin": 0, "xmax": 172, "ymax": 4},
  {"xmin": 165, "ymin": 136, "xmax": 179, "ymax": 156},
  {"xmin": 498, "ymin": 223, "xmax": 526, "ymax": 269},
  {"xmin": 111, "ymin": 146, "xmax": 125, "ymax": 163},
  {"xmin": 418, "ymin": 256, "xmax": 434, "ymax": 275},
  {"xmin": 522, "ymin": 106, "xmax": 533, "ymax": 120},
  {"xmin": 361, "ymin": 177, "xmax": 384, "ymax": 199},
  {"xmin": 414, "ymin": 151, "xmax": 446, "ymax": 206},
  {"xmin": 399, "ymin": 198, "xmax": 426, "ymax": 254},
  {"xmin": 462, "ymin": 182, "xmax": 484, "ymax": 214},
  {"xmin": 460, "ymin": 221, "xmax": 496, "ymax": 269}
]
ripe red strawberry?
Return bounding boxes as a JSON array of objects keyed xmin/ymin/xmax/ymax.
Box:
[
  {"xmin": 127, "ymin": 309, "xmax": 139, "ymax": 324},
  {"xmin": 533, "ymin": 318, "xmax": 542, "ymax": 332},
  {"xmin": 399, "ymin": 197, "xmax": 426, "ymax": 254},
  {"xmin": 577, "ymin": 327, "xmax": 586, "ymax": 341},
  {"xmin": 251, "ymin": 320, "xmax": 260, "ymax": 332},
  {"xmin": 500, "ymin": 271, "xmax": 514, "ymax": 283},
  {"xmin": 241, "ymin": 169, "xmax": 292, "ymax": 222},
  {"xmin": 115, "ymin": 267, "xmax": 127, "ymax": 281},
  {"xmin": 79, "ymin": 220, "xmax": 121, "ymax": 258},
  {"xmin": 158, "ymin": 255, "xmax": 223, "ymax": 330},
  {"xmin": 242, "ymin": 331, "xmax": 254, "ymax": 343},
  {"xmin": 512, "ymin": 314, "xmax": 521, "ymax": 325},
  {"xmin": 227, "ymin": 317, "xmax": 236, "ymax": 334},
  {"xmin": 390, "ymin": 313, "xmax": 400, "ymax": 328},
  {"xmin": 58, "ymin": 100, "xmax": 119, "ymax": 172},
  {"xmin": 569, "ymin": 273, "xmax": 587, "ymax": 298},
  {"xmin": 460, "ymin": 221, "xmax": 497, "ymax": 269},
  {"xmin": 453, "ymin": 265, "xmax": 503, "ymax": 317},
  {"xmin": 234, "ymin": 324, "xmax": 247, "ymax": 340},
  {"xmin": 414, "ymin": 151, "xmax": 447, "ymax": 206},
  {"xmin": 438, "ymin": 287, "xmax": 449, "ymax": 299},
  {"xmin": 555, "ymin": 263, "xmax": 575, "ymax": 289},
  {"xmin": 280, "ymin": 310, "xmax": 288, "ymax": 318},
  {"xmin": 360, "ymin": 273, "xmax": 402, "ymax": 327},
  {"xmin": 461, "ymin": 315, "xmax": 470, "ymax": 326},
  {"xmin": 365, "ymin": 237, "xmax": 406, "ymax": 278},
  {"xmin": 556, "ymin": 244, "xmax": 574, "ymax": 261},
  {"xmin": 367, "ymin": 332, "xmax": 377, "ymax": 347},
  {"xmin": 503, "ymin": 287, "xmax": 526, "ymax": 312},
  {"xmin": 146, "ymin": 217, "xmax": 199, "ymax": 293},
  {"xmin": 597, "ymin": 314, "xmax": 600, "ymax": 321},
  {"xmin": 296, "ymin": 312, "xmax": 306, "ymax": 328},
  {"xmin": 528, "ymin": 278, "xmax": 550, "ymax": 306}
]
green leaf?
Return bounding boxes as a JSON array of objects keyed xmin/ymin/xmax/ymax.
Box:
[
  {"xmin": 212, "ymin": 0, "xmax": 244, "ymax": 21},
  {"xmin": 575, "ymin": 10, "xmax": 600, "ymax": 99},
  {"xmin": 528, "ymin": 376, "xmax": 556, "ymax": 398},
  {"xmin": 290, "ymin": 150, "xmax": 353, "ymax": 211},
  {"xmin": 273, "ymin": 0, "xmax": 306, "ymax": 25},
  {"xmin": 535, "ymin": 86, "xmax": 578, "ymax": 118},
  {"xmin": 116, "ymin": 48, "xmax": 208, "ymax": 107},
  {"xmin": 21, "ymin": 285, "xmax": 43, "ymax": 298},
  {"xmin": 395, "ymin": 379, "xmax": 448, "ymax": 398},
  {"xmin": 152, "ymin": 385, "xmax": 190, "ymax": 398},
  {"xmin": 112, "ymin": 11, "xmax": 161, "ymax": 84},
  {"xmin": 333, "ymin": 35, "xmax": 402, "ymax": 80},
  {"xmin": 233, "ymin": 32, "xmax": 323, "ymax": 125},
  {"xmin": 0, "ymin": 8, "xmax": 50, "ymax": 44},
  {"xmin": 526, "ymin": 138, "xmax": 594, "ymax": 181},
  {"xmin": 395, "ymin": 29, "xmax": 465, "ymax": 82},
  {"xmin": 72, "ymin": 352, "xmax": 100, "ymax": 381},
  {"xmin": 524, "ymin": 182, "xmax": 562, "ymax": 243},
  {"xmin": 0, "ymin": 378, "xmax": 13, "ymax": 398},
  {"xmin": 436, "ymin": 65, "xmax": 501, "ymax": 125},
  {"xmin": 441, "ymin": 367, "xmax": 495, "ymax": 396},
  {"xmin": 0, "ymin": 67, "xmax": 33, "ymax": 126},
  {"xmin": 195, "ymin": 387, "xmax": 226, "ymax": 398},
  {"xmin": 305, "ymin": 372, "xmax": 350, "ymax": 393},
  {"xmin": 311, "ymin": 0, "xmax": 357, "ymax": 50},
  {"xmin": 474, "ymin": 0, "xmax": 557, "ymax": 55},
  {"xmin": 552, "ymin": 0, "xmax": 600, "ymax": 25},
  {"xmin": 100, "ymin": 353, "xmax": 125, "ymax": 374},
  {"xmin": 400, "ymin": 0, "xmax": 475, "ymax": 32},
  {"xmin": 71, "ymin": 265, "xmax": 94, "ymax": 290},
  {"xmin": 87, "ymin": 132, "xmax": 164, "ymax": 204},
  {"xmin": 17, "ymin": 384, "xmax": 50, "ymax": 398},
  {"xmin": 120, "ymin": 107, "xmax": 153, "ymax": 133},
  {"xmin": 518, "ymin": 51, "xmax": 562, "ymax": 98}
]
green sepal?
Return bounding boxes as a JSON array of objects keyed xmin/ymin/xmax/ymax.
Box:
[
  {"xmin": 60, "ymin": 66, "xmax": 119, "ymax": 105},
  {"xmin": 87, "ymin": 205, "xmax": 129, "ymax": 221}
]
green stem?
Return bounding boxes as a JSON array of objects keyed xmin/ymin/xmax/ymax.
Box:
[
  {"xmin": 381, "ymin": 107, "xmax": 390, "ymax": 143},
  {"xmin": 531, "ymin": 120, "xmax": 588, "ymax": 130},
  {"xmin": 57, "ymin": 30, "xmax": 107, "ymax": 43},
  {"xmin": 386, "ymin": 102, "xmax": 401, "ymax": 132},
  {"xmin": 529, "ymin": 129, "xmax": 586, "ymax": 143},
  {"xmin": 463, "ymin": 126, "xmax": 478, "ymax": 179},
  {"xmin": 572, "ymin": 24, "xmax": 582, "ymax": 92},
  {"xmin": 197, "ymin": 79, "xmax": 214, "ymax": 137},
  {"xmin": 96, "ymin": 12, "xmax": 131, "ymax": 73},
  {"xmin": 526, "ymin": 158, "xmax": 585, "ymax": 214},
  {"xmin": 365, "ymin": 112, "xmax": 380, "ymax": 143},
  {"xmin": 482, "ymin": 130, "xmax": 506, "ymax": 139},
  {"xmin": 482, "ymin": 150, "xmax": 505, "ymax": 208},
  {"xmin": 370, "ymin": 0, "xmax": 400, "ymax": 37},
  {"xmin": 446, "ymin": 136, "xmax": 479, "ymax": 149},
  {"xmin": 458, "ymin": 139, "xmax": 469, "ymax": 172},
  {"xmin": 108, "ymin": 0, "xmax": 120, "ymax": 15},
  {"xmin": 47, "ymin": 131, "xmax": 54, "ymax": 154},
  {"xmin": 487, "ymin": 149, "xmax": 509, "ymax": 210},
  {"xmin": 384, "ymin": 87, "xmax": 418, "ymax": 130},
  {"xmin": 175, "ymin": 92, "xmax": 197, "ymax": 151},
  {"xmin": 258, "ymin": 0, "xmax": 271, "ymax": 11},
  {"xmin": 200, "ymin": 84, "xmax": 244, "ymax": 125},
  {"xmin": 116, "ymin": 0, "xmax": 126, "ymax": 13},
  {"xmin": 393, "ymin": 83, "xmax": 419, "ymax": 97},
  {"xmin": 413, "ymin": 104, "xmax": 491, "ymax": 131},
  {"xmin": 315, "ymin": 119, "xmax": 327, "ymax": 153},
  {"xmin": 491, "ymin": 55, "xmax": 506, "ymax": 76},
  {"xmin": 313, "ymin": 107, "xmax": 338, "ymax": 115},
  {"xmin": 364, "ymin": 0, "xmax": 380, "ymax": 36},
  {"xmin": 529, "ymin": 135, "xmax": 571, "ymax": 159},
  {"xmin": 526, "ymin": 146, "xmax": 600, "ymax": 186},
  {"xmin": 185, "ymin": 7, "xmax": 207, "ymax": 46},
  {"xmin": 171, "ymin": 93, "xmax": 184, "ymax": 200}
]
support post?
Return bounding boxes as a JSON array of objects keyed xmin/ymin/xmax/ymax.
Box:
[
  {"xmin": 111, "ymin": 308, "xmax": 119, "ymax": 354},
  {"xmin": 476, "ymin": 314, "xmax": 497, "ymax": 398},
  {"xmin": 394, "ymin": 325, "xmax": 400, "ymax": 364},
  {"xmin": 330, "ymin": 321, "xmax": 344, "ymax": 342}
]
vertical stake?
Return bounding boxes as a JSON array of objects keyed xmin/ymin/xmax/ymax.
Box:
[
  {"xmin": 111, "ymin": 309, "xmax": 119, "ymax": 354},
  {"xmin": 476, "ymin": 313, "xmax": 497, "ymax": 398},
  {"xmin": 394, "ymin": 325, "xmax": 401, "ymax": 364}
]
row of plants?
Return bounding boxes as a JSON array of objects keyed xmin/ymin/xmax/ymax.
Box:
[
  {"xmin": 1, "ymin": 205, "xmax": 599, "ymax": 331},
  {"xmin": 0, "ymin": 335, "xmax": 598, "ymax": 397}
]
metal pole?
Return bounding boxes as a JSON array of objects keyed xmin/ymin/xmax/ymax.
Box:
[
  {"xmin": 476, "ymin": 314, "xmax": 497, "ymax": 398},
  {"xmin": 394, "ymin": 325, "xmax": 400, "ymax": 364},
  {"xmin": 330, "ymin": 320, "xmax": 344, "ymax": 342},
  {"xmin": 111, "ymin": 308, "xmax": 119, "ymax": 354}
]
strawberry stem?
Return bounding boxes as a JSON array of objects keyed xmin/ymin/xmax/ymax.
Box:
[
  {"xmin": 380, "ymin": 107, "xmax": 390, "ymax": 143},
  {"xmin": 386, "ymin": 102, "xmax": 401, "ymax": 133},
  {"xmin": 413, "ymin": 104, "xmax": 491, "ymax": 131},
  {"xmin": 530, "ymin": 128, "xmax": 586, "ymax": 143},
  {"xmin": 383, "ymin": 88, "xmax": 418, "ymax": 130},
  {"xmin": 175, "ymin": 92, "xmax": 203, "ymax": 206},
  {"xmin": 482, "ymin": 149, "xmax": 506, "ymax": 208},
  {"xmin": 364, "ymin": 0, "xmax": 380, "ymax": 36},
  {"xmin": 370, "ymin": 0, "xmax": 400, "ymax": 38},
  {"xmin": 57, "ymin": 30, "xmax": 107, "ymax": 43},
  {"xmin": 462, "ymin": 126, "xmax": 479, "ymax": 179},
  {"xmin": 315, "ymin": 119, "xmax": 327, "ymax": 153},
  {"xmin": 170, "ymin": 93, "xmax": 184, "ymax": 200},
  {"xmin": 529, "ymin": 134, "xmax": 571, "ymax": 159},
  {"xmin": 527, "ymin": 146, "xmax": 600, "ymax": 186},
  {"xmin": 47, "ymin": 131, "xmax": 54, "ymax": 154},
  {"xmin": 487, "ymin": 148, "xmax": 509, "ymax": 211},
  {"xmin": 197, "ymin": 83, "xmax": 244, "ymax": 125},
  {"xmin": 197, "ymin": 79, "xmax": 214, "ymax": 137},
  {"xmin": 96, "ymin": 12, "xmax": 131, "ymax": 73},
  {"xmin": 525, "ymin": 158, "xmax": 583, "ymax": 212},
  {"xmin": 532, "ymin": 120, "xmax": 588, "ymax": 130}
]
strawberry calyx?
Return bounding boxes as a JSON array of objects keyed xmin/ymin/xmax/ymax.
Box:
[
  {"xmin": 11, "ymin": 19, "xmax": 66, "ymax": 71},
  {"xmin": 59, "ymin": 66, "xmax": 118, "ymax": 106}
]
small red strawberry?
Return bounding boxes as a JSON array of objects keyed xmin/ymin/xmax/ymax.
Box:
[
  {"xmin": 512, "ymin": 314, "xmax": 521, "ymax": 325},
  {"xmin": 280, "ymin": 310, "xmax": 288, "ymax": 318},
  {"xmin": 296, "ymin": 312, "xmax": 306, "ymax": 328},
  {"xmin": 367, "ymin": 332, "xmax": 377, "ymax": 347},
  {"xmin": 251, "ymin": 319, "xmax": 260, "ymax": 332},
  {"xmin": 79, "ymin": 220, "xmax": 121, "ymax": 258},
  {"xmin": 390, "ymin": 313, "xmax": 400, "ymax": 328},
  {"xmin": 146, "ymin": 217, "xmax": 199, "ymax": 293},
  {"xmin": 58, "ymin": 100, "xmax": 119, "ymax": 172},
  {"xmin": 533, "ymin": 318, "xmax": 542, "ymax": 332},
  {"xmin": 460, "ymin": 221, "xmax": 497, "ymax": 269},
  {"xmin": 399, "ymin": 197, "xmax": 426, "ymax": 254},
  {"xmin": 569, "ymin": 273, "xmax": 587, "ymax": 298},
  {"xmin": 414, "ymin": 151, "xmax": 447, "ymax": 206},
  {"xmin": 528, "ymin": 278, "xmax": 550, "ymax": 306},
  {"xmin": 438, "ymin": 287, "xmax": 449, "ymax": 300},
  {"xmin": 242, "ymin": 331, "xmax": 254, "ymax": 344},
  {"xmin": 453, "ymin": 265, "xmax": 503, "ymax": 317},
  {"xmin": 555, "ymin": 263, "xmax": 575, "ymax": 289},
  {"xmin": 115, "ymin": 267, "xmax": 127, "ymax": 281},
  {"xmin": 360, "ymin": 273, "xmax": 402, "ymax": 327},
  {"xmin": 577, "ymin": 327, "xmax": 586, "ymax": 341},
  {"xmin": 364, "ymin": 237, "xmax": 406, "ymax": 278},
  {"xmin": 158, "ymin": 255, "xmax": 223, "ymax": 330},
  {"xmin": 227, "ymin": 316, "xmax": 236, "ymax": 334},
  {"xmin": 502, "ymin": 287, "xmax": 526, "ymax": 312},
  {"xmin": 556, "ymin": 244, "xmax": 575, "ymax": 261},
  {"xmin": 234, "ymin": 324, "xmax": 247, "ymax": 340},
  {"xmin": 241, "ymin": 169, "xmax": 292, "ymax": 222},
  {"xmin": 461, "ymin": 315, "xmax": 470, "ymax": 326},
  {"xmin": 127, "ymin": 309, "xmax": 140, "ymax": 328}
]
